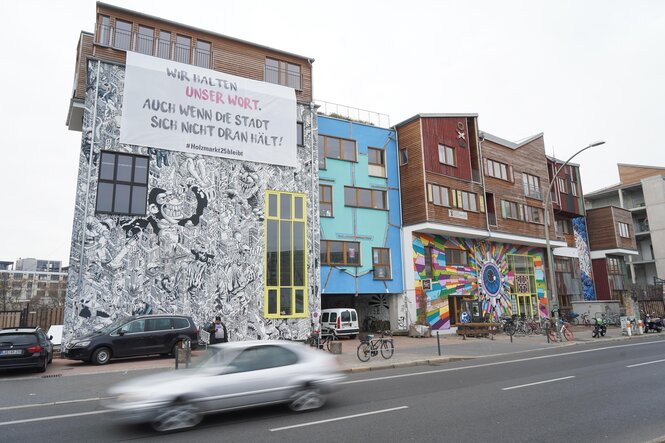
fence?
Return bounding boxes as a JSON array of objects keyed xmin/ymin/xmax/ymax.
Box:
[{"xmin": 0, "ymin": 307, "xmax": 64, "ymax": 332}]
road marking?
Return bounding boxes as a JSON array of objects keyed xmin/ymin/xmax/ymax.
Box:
[
  {"xmin": 501, "ymin": 376, "xmax": 575, "ymax": 391},
  {"xmin": 0, "ymin": 410, "xmax": 110, "ymax": 427},
  {"xmin": 269, "ymin": 406, "xmax": 409, "ymax": 431},
  {"xmin": 0, "ymin": 397, "xmax": 111, "ymax": 412},
  {"xmin": 626, "ymin": 358, "xmax": 665, "ymax": 368},
  {"xmin": 342, "ymin": 339, "xmax": 665, "ymax": 385}
]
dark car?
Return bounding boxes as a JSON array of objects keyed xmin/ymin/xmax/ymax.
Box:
[
  {"xmin": 62, "ymin": 314, "xmax": 198, "ymax": 365},
  {"xmin": 0, "ymin": 327, "xmax": 53, "ymax": 373}
]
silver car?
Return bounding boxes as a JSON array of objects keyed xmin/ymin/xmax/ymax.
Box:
[{"xmin": 105, "ymin": 340, "xmax": 345, "ymax": 431}]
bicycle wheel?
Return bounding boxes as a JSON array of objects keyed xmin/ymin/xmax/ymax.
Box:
[
  {"xmin": 326, "ymin": 334, "xmax": 339, "ymax": 352},
  {"xmin": 547, "ymin": 329, "xmax": 557, "ymax": 342},
  {"xmin": 505, "ymin": 324, "xmax": 515, "ymax": 336},
  {"xmin": 357, "ymin": 342, "xmax": 371, "ymax": 362},
  {"xmin": 563, "ymin": 327, "xmax": 574, "ymax": 341},
  {"xmin": 380, "ymin": 340, "xmax": 394, "ymax": 359},
  {"xmin": 570, "ymin": 317, "xmax": 580, "ymax": 326}
]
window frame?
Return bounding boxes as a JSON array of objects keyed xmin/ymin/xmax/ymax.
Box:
[
  {"xmin": 95, "ymin": 151, "xmax": 149, "ymax": 216},
  {"xmin": 174, "ymin": 34, "xmax": 192, "ymax": 64},
  {"xmin": 371, "ymin": 247, "xmax": 392, "ymax": 280},
  {"xmin": 486, "ymin": 159, "xmax": 511, "ymax": 181},
  {"xmin": 501, "ymin": 199, "xmax": 522, "ymax": 221},
  {"xmin": 452, "ymin": 189, "xmax": 478, "ymax": 212},
  {"xmin": 427, "ymin": 183, "xmax": 450, "ymax": 207},
  {"xmin": 264, "ymin": 57, "xmax": 302, "ymax": 90},
  {"xmin": 113, "ymin": 19, "xmax": 132, "ymax": 50},
  {"xmin": 437, "ymin": 144, "xmax": 456, "ymax": 167},
  {"xmin": 194, "ymin": 39, "xmax": 211, "ymax": 68},
  {"xmin": 320, "ymin": 240, "xmax": 361, "ymax": 266},
  {"xmin": 368, "ymin": 147, "xmax": 386, "ymax": 177},
  {"xmin": 618, "ymin": 222, "xmax": 630, "ymax": 238},
  {"xmin": 445, "ymin": 248, "xmax": 468, "ymax": 266},
  {"xmin": 264, "ymin": 191, "xmax": 308, "ymax": 319},
  {"xmin": 319, "ymin": 134, "xmax": 357, "ymax": 162},
  {"xmin": 343, "ymin": 186, "xmax": 387, "ymax": 210},
  {"xmin": 135, "ymin": 25, "xmax": 154, "ymax": 55},
  {"xmin": 523, "ymin": 204, "xmax": 544, "ymax": 225},
  {"xmin": 319, "ymin": 184, "xmax": 333, "ymax": 218},
  {"xmin": 297, "ymin": 121, "xmax": 304, "ymax": 147},
  {"xmin": 399, "ymin": 149, "xmax": 408, "ymax": 165},
  {"xmin": 522, "ymin": 173, "xmax": 542, "ymax": 200}
]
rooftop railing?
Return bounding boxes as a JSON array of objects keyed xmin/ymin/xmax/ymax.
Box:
[{"xmin": 315, "ymin": 100, "xmax": 390, "ymax": 128}]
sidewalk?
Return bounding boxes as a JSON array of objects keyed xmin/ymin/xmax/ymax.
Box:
[{"xmin": 37, "ymin": 325, "xmax": 649, "ymax": 378}]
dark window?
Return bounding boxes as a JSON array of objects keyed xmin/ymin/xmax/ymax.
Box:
[
  {"xmin": 424, "ymin": 246, "xmax": 433, "ymax": 278},
  {"xmin": 321, "ymin": 240, "xmax": 360, "ymax": 266},
  {"xmin": 194, "ymin": 40, "xmax": 211, "ymax": 68},
  {"xmin": 96, "ymin": 151, "xmax": 149, "ymax": 216},
  {"xmin": 264, "ymin": 57, "xmax": 301, "ymax": 89},
  {"xmin": 344, "ymin": 186, "xmax": 387, "ymax": 210},
  {"xmin": 319, "ymin": 185, "xmax": 333, "ymax": 217},
  {"xmin": 136, "ymin": 25, "xmax": 154, "ymax": 55},
  {"xmin": 157, "ymin": 31, "xmax": 171, "ymax": 59},
  {"xmin": 319, "ymin": 135, "xmax": 357, "ymax": 162},
  {"xmin": 122, "ymin": 320, "xmax": 145, "ymax": 334},
  {"xmin": 297, "ymin": 121, "xmax": 304, "ymax": 146},
  {"xmin": 230, "ymin": 345, "xmax": 299, "ymax": 373},
  {"xmin": 146, "ymin": 318, "xmax": 172, "ymax": 331},
  {"xmin": 372, "ymin": 248, "xmax": 391, "ymax": 279},
  {"xmin": 368, "ymin": 147, "xmax": 386, "ymax": 177},
  {"xmin": 114, "ymin": 20, "xmax": 132, "ymax": 50},
  {"xmin": 175, "ymin": 35, "xmax": 191, "ymax": 63},
  {"xmin": 445, "ymin": 248, "xmax": 468, "ymax": 266},
  {"xmin": 321, "ymin": 312, "xmax": 329, "ymax": 323},
  {"xmin": 399, "ymin": 149, "xmax": 408, "ymax": 165},
  {"xmin": 98, "ymin": 15, "xmax": 111, "ymax": 46}
]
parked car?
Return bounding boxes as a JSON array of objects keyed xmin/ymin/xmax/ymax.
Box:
[
  {"xmin": 320, "ymin": 308, "xmax": 359, "ymax": 338},
  {"xmin": 0, "ymin": 326, "xmax": 53, "ymax": 373},
  {"xmin": 62, "ymin": 314, "xmax": 198, "ymax": 365},
  {"xmin": 105, "ymin": 340, "xmax": 345, "ymax": 431}
]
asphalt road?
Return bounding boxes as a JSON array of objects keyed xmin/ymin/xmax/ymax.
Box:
[{"xmin": 2, "ymin": 337, "xmax": 665, "ymax": 443}]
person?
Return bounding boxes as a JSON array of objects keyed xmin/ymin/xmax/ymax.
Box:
[{"xmin": 208, "ymin": 316, "xmax": 228, "ymax": 344}]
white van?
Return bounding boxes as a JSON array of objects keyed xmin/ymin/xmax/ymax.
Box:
[{"xmin": 320, "ymin": 308, "xmax": 359, "ymax": 338}]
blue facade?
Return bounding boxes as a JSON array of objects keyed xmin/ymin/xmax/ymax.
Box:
[{"xmin": 318, "ymin": 115, "xmax": 403, "ymax": 326}]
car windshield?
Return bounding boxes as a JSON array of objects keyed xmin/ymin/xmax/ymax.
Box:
[
  {"xmin": 0, "ymin": 333, "xmax": 37, "ymax": 345},
  {"xmin": 94, "ymin": 317, "xmax": 131, "ymax": 334}
]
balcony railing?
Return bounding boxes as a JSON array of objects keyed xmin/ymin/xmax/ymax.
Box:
[
  {"xmin": 97, "ymin": 24, "xmax": 211, "ymax": 69},
  {"xmin": 523, "ymin": 184, "xmax": 543, "ymax": 200},
  {"xmin": 264, "ymin": 64, "xmax": 301, "ymax": 90},
  {"xmin": 636, "ymin": 220, "xmax": 650, "ymax": 233},
  {"xmin": 315, "ymin": 100, "xmax": 390, "ymax": 128}
]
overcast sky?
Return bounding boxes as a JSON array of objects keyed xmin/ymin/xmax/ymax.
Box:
[{"xmin": 1, "ymin": 0, "xmax": 663, "ymax": 266}]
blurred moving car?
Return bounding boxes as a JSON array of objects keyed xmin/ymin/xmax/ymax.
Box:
[
  {"xmin": 0, "ymin": 326, "xmax": 53, "ymax": 373},
  {"xmin": 62, "ymin": 314, "xmax": 198, "ymax": 365},
  {"xmin": 106, "ymin": 340, "xmax": 345, "ymax": 431}
]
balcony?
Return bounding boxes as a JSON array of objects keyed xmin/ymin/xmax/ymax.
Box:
[{"xmin": 635, "ymin": 220, "xmax": 650, "ymax": 234}]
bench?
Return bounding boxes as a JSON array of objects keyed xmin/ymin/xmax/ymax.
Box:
[{"xmin": 456, "ymin": 322, "xmax": 499, "ymax": 340}]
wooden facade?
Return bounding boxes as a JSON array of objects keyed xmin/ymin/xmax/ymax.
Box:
[
  {"xmin": 618, "ymin": 164, "xmax": 665, "ymax": 186},
  {"xmin": 397, "ymin": 118, "xmax": 428, "ymax": 226},
  {"xmin": 586, "ymin": 206, "xmax": 637, "ymax": 251},
  {"xmin": 70, "ymin": 2, "xmax": 313, "ymax": 117}
]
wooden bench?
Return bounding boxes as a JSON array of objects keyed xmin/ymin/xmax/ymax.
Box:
[{"xmin": 456, "ymin": 322, "xmax": 499, "ymax": 340}]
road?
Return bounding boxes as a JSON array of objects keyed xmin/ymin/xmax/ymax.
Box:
[{"xmin": 2, "ymin": 337, "xmax": 665, "ymax": 443}]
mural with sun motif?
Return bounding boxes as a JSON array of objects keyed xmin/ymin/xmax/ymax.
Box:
[{"xmin": 412, "ymin": 233, "xmax": 547, "ymax": 330}]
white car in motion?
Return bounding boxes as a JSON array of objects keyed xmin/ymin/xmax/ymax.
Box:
[{"xmin": 105, "ymin": 340, "xmax": 345, "ymax": 432}]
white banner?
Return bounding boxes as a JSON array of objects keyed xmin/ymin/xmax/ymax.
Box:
[{"xmin": 120, "ymin": 52, "xmax": 297, "ymax": 167}]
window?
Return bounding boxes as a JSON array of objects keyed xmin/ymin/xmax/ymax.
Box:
[
  {"xmin": 174, "ymin": 34, "xmax": 191, "ymax": 63},
  {"xmin": 136, "ymin": 25, "xmax": 154, "ymax": 55},
  {"xmin": 523, "ymin": 205, "xmax": 543, "ymax": 224},
  {"xmin": 319, "ymin": 185, "xmax": 333, "ymax": 217},
  {"xmin": 501, "ymin": 200, "xmax": 522, "ymax": 220},
  {"xmin": 122, "ymin": 320, "xmax": 145, "ymax": 334},
  {"xmin": 319, "ymin": 135, "xmax": 356, "ymax": 162},
  {"xmin": 344, "ymin": 186, "xmax": 387, "ymax": 210},
  {"xmin": 438, "ymin": 144, "xmax": 455, "ymax": 166},
  {"xmin": 194, "ymin": 40, "xmax": 211, "ymax": 68},
  {"xmin": 114, "ymin": 20, "xmax": 132, "ymax": 50},
  {"xmin": 452, "ymin": 190, "xmax": 477, "ymax": 212},
  {"xmin": 98, "ymin": 15, "xmax": 111, "ymax": 46},
  {"xmin": 424, "ymin": 246, "xmax": 433, "ymax": 279},
  {"xmin": 522, "ymin": 173, "xmax": 542, "ymax": 200},
  {"xmin": 96, "ymin": 151, "xmax": 149, "ymax": 216},
  {"xmin": 146, "ymin": 318, "xmax": 172, "ymax": 332},
  {"xmin": 427, "ymin": 183, "xmax": 450, "ymax": 207},
  {"xmin": 571, "ymin": 181, "xmax": 578, "ymax": 197},
  {"xmin": 445, "ymin": 248, "xmax": 468, "ymax": 266},
  {"xmin": 486, "ymin": 159, "xmax": 511, "ymax": 181},
  {"xmin": 368, "ymin": 147, "xmax": 386, "ymax": 177},
  {"xmin": 264, "ymin": 57, "xmax": 301, "ymax": 89},
  {"xmin": 265, "ymin": 191, "xmax": 307, "ymax": 318},
  {"xmin": 157, "ymin": 31, "xmax": 171, "ymax": 59},
  {"xmin": 321, "ymin": 240, "xmax": 360, "ymax": 266},
  {"xmin": 399, "ymin": 149, "xmax": 408, "ymax": 165},
  {"xmin": 558, "ymin": 177, "xmax": 568, "ymax": 194},
  {"xmin": 618, "ymin": 222, "xmax": 630, "ymax": 238},
  {"xmin": 372, "ymin": 248, "xmax": 391, "ymax": 279},
  {"xmin": 556, "ymin": 219, "xmax": 572, "ymax": 235},
  {"xmin": 297, "ymin": 122, "xmax": 304, "ymax": 146}
]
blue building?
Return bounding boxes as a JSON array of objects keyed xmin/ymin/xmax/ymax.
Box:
[{"xmin": 317, "ymin": 112, "xmax": 404, "ymax": 330}]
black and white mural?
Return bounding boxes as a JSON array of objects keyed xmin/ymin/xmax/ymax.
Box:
[{"xmin": 64, "ymin": 60, "xmax": 320, "ymax": 343}]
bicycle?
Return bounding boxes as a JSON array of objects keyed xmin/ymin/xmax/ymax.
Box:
[
  {"xmin": 356, "ymin": 330, "xmax": 394, "ymax": 362},
  {"xmin": 547, "ymin": 317, "xmax": 574, "ymax": 342},
  {"xmin": 580, "ymin": 312, "xmax": 592, "ymax": 327},
  {"xmin": 319, "ymin": 328, "xmax": 339, "ymax": 352}
]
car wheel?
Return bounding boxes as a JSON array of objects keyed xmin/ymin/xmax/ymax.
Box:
[
  {"xmin": 349, "ymin": 334, "xmax": 357, "ymax": 340},
  {"xmin": 36, "ymin": 357, "xmax": 48, "ymax": 373},
  {"xmin": 151, "ymin": 402, "xmax": 202, "ymax": 432},
  {"xmin": 289, "ymin": 385, "xmax": 326, "ymax": 412},
  {"xmin": 92, "ymin": 347, "xmax": 112, "ymax": 365}
]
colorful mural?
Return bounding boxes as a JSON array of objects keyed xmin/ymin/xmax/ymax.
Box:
[
  {"xmin": 412, "ymin": 233, "xmax": 547, "ymax": 329},
  {"xmin": 572, "ymin": 217, "xmax": 596, "ymax": 301}
]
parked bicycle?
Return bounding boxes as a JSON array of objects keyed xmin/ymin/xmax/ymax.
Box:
[
  {"xmin": 357, "ymin": 330, "xmax": 394, "ymax": 362},
  {"xmin": 320, "ymin": 328, "xmax": 340, "ymax": 352},
  {"xmin": 547, "ymin": 317, "xmax": 574, "ymax": 342}
]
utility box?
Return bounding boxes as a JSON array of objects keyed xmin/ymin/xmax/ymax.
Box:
[{"xmin": 175, "ymin": 339, "xmax": 192, "ymax": 369}]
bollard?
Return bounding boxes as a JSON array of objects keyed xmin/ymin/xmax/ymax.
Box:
[
  {"xmin": 626, "ymin": 322, "xmax": 632, "ymax": 337},
  {"xmin": 175, "ymin": 339, "xmax": 191, "ymax": 370},
  {"xmin": 637, "ymin": 320, "xmax": 644, "ymax": 335},
  {"xmin": 437, "ymin": 331, "xmax": 441, "ymax": 356}
]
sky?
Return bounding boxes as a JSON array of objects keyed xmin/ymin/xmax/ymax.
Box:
[{"xmin": 1, "ymin": 0, "xmax": 664, "ymax": 266}]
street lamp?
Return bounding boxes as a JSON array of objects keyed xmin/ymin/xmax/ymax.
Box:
[{"xmin": 545, "ymin": 140, "xmax": 605, "ymax": 340}]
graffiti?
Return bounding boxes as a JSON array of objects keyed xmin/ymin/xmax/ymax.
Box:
[
  {"xmin": 64, "ymin": 60, "xmax": 319, "ymax": 344},
  {"xmin": 573, "ymin": 217, "xmax": 596, "ymax": 301}
]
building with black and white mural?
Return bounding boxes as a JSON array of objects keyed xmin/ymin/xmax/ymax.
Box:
[{"xmin": 64, "ymin": 7, "xmax": 319, "ymax": 345}]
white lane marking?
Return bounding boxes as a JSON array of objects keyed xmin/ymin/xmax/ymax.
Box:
[
  {"xmin": 0, "ymin": 410, "xmax": 109, "ymax": 427},
  {"xmin": 502, "ymin": 376, "xmax": 575, "ymax": 391},
  {"xmin": 626, "ymin": 358, "xmax": 665, "ymax": 368},
  {"xmin": 269, "ymin": 406, "xmax": 409, "ymax": 432},
  {"xmin": 342, "ymin": 339, "xmax": 665, "ymax": 385},
  {"xmin": 0, "ymin": 397, "xmax": 111, "ymax": 411}
]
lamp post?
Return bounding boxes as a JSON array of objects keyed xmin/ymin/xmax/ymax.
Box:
[{"xmin": 545, "ymin": 141, "xmax": 605, "ymax": 340}]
